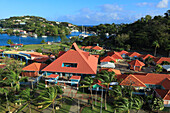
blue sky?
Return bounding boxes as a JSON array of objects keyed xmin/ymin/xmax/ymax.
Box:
[{"xmin": 0, "ymin": 0, "xmax": 169, "ymax": 25}]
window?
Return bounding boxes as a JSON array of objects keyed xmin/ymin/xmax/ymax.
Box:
[{"xmin": 62, "ymin": 63, "xmax": 77, "ymax": 68}]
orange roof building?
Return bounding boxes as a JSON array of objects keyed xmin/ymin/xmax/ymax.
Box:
[
  {"xmin": 118, "ymin": 50, "xmax": 128, "ymax": 55},
  {"xmin": 128, "ymin": 60, "xmax": 145, "ymax": 71},
  {"xmin": 139, "ymin": 54, "xmax": 154, "ymax": 60},
  {"xmin": 155, "ymin": 89, "xmax": 170, "ymax": 106},
  {"xmin": 111, "ymin": 52, "xmax": 123, "ymax": 60},
  {"xmin": 126, "ymin": 52, "xmax": 141, "ymax": 59},
  {"xmin": 100, "ymin": 56, "xmax": 116, "ymax": 62},
  {"xmin": 42, "ymin": 43, "xmax": 98, "ymax": 77},
  {"xmin": 120, "ymin": 73, "xmax": 170, "ymax": 88},
  {"xmin": 153, "ymin": 57, "xmax": 170, "ymax": 64},
  {"xmin": 99, "ymin": 68, "xmax": 121, "ymax": 75},
  {"xmin": 22, "ymin": 63, "xmax": 47, "ymax": 77},
  {"xmin": 92, "ymin": 46, "xmax": 103, "ymax": 50}
]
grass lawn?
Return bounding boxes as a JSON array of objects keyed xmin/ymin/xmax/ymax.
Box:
[{"xmin": 81, "ymin": 101, "xmax": 113, "ymax": 113}]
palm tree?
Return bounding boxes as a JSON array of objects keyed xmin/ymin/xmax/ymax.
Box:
[
  {"xmin": 97, "ymin": 70, "xmax": 116, "ymax": 110},
  {"xmin": 113, "ymin": 97, "xmax": 130, "ymax": 113},
  {"xmin": 15, "ymin": 88, "xmax": 34, "ymax": 113},
  {"xmin": 0, "ymin": 88, "xmax": 11, "ymax": 113},
  {"xmin": 152, "ymin": 40, "xmax": 160, "ymax": 56},
  {"xmin": 5, "ymin": 70, "xmax": 27, "ymax": 91},
  {"xmin": 37, "ymin": 86, "xmax": 63, "ymax": 113},
  {"xmin": 81, "ymin": 76, "xmax": 95, "ymax": 109},
  {"xmin": 109, "ymin": 85, "xmax": 122, "ymax": 98},
  {"xmin": 131, "ymin": 96, "xmax": 143, "ymax": 112}
]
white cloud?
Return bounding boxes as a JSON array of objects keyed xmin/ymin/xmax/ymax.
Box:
[
  {"xmin": 100, "ymin": 4, "xmax": 122, "ymax": 12},
  {"xmin": 136, "ymin": 2, "xmax": 153, "ymax": 7},
  {"xmin": 157, "ymin": 0, "xmax": 168, "ymax": 8}
]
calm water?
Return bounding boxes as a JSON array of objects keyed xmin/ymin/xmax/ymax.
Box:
[{"xmin": 0, "ymin": 32, "xmax": 90, "ymax": 46}]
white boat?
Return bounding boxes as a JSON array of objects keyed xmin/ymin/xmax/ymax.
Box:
[
  {"xmin": 79, "ymin": 34, "xmax": 89, "ymax": 38},
  {"xmin": 42, "ymin": 36, "xmax": 47, "ymax": 38},
  {"xmin": 21, "ymin": 35, "xmax": 27, "ymax": 38},
  {"xmin": 34, "ymin": 34, "xmax": 38, "ymax": 38}
]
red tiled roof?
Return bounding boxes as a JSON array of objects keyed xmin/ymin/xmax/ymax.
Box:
[
  {"xmin": 92, "ymin": 46, "xmax": 103, "ymax": 50},
  {"xmin": 134, "ymin": 73, "xmax": 170, "ymax": 85},
  {"xmin": 107, "ymin": 51, "xmax": 114, "ymax": 56},
  {"xmin": 22, "ymin": 63, "xmax": 47, "ymax": 71},
  {"xmin": 155, "ymin": 89, "xmax": 170, "ymax": 100},
  {"xmin": 116, "ymin": 74, "xmax": 129, "ymax": 81},
  {"xmin": 100, "ymin": 56, "xmax": 116, "ymax": 62},
  {"xmin": 126, "ymin": 52, "xmax": 141, "ymax": 57},
  {"xmin": 118, "ymin": 50, "xmax": 128, "ymax": 55},
  {"xmin": 128, "ymin": 60, "xmax": 145, "ymax": 66},
  {"xmin": 120, "ymin": 74, "xmax": 146, "ymax": 87},
  {"xmin": 42, "ymin": 43, "xmax": 98, "ymax": 74},
  {"xmin": 161, "ymin": 78, "xmax": 170, "ymax": 90},
  {"xmin": 34, "ymin": 57, "xmax": 49, "ymax": 62},
  {"xmin": 85, "ymin": 46, "xmax": 93, "ymax": 49},
  {"xmin": 99, "ymin": 68, "xmax": 121, "ymax": 75},
  {"xmin": 0, "ymin": 49, "xmax": 4, "ymax": 52},
  {"xmin": 111, "ymin": 52, "xmax": 123, "ymax": 59},
  {"xmin": 70, "ymin": 75, "xmax": 81, "ymax": 80},
  {"xmin": 81, "ymin": 46, "xmax": 86, "ymax": 49},
  {"xmin": 139, "ymin": 54, "xmax": 154, "ymax": 60},
  {"xmin": 47, "ymin": 74, "xmax": 59, "ymax": 78},
  {"xmin": 153, "ymin": 57, "xmax": 170, "ymax": 64}
]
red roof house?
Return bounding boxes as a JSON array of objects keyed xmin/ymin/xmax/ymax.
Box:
[
  {"xmin": 128, "ymin": 60, "xmax": 145, "ymax": 71},
  {"xmin": 92, "ymin": 46, "xmax": 103, "ymax": 50},
  {"xmin": 22, "ymin": 63, "xmax": 47, "ymax": 77},
  {"xmin": 118, "ymin": 50, "xmax": 128, "ymax": 55},
  {"xmin": 111, "ymin": 52, "xmax": 123, "ymax": 60},
  {"xmin": 42, "ymin": 43, "xmax": 98, "ymax": 75},
  {"xmin": 161, "ymin": 78, "xmax": 170, "ymax": 90},
  {"xmin": 100, "ymin": 56, "xmax": 116, "ymax": 62},
  {"xmin": 155, "ymin": 89, "xmax": 170, "ymax": 107},
  {"xmin": 99, "ymin": 68, "xmax": 121, "ymax": 75},
  {"xmin": 47, "ymin": 74, "xmax": 59, "ymax": 78},
  {"xmin": 139, "ymin": 54, "xmax": 154, "ymax": 60},
  {"xmin": 153, "ymin": 57, "xmax": 170, "ymax": 64},
  {"xmin": 126, "ymin": 52, "xmax": 141, "ymax": 58}
]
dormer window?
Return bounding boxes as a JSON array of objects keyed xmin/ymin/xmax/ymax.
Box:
[{"xmin": 62, "ymin": 63, "xmax": 77, "ymax": 68}]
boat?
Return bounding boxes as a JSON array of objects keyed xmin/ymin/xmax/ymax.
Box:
[
  {"xmin": 42, "ymin": 36, "xmax": 47, "ymax": 38},
  {"xmin": 21, "ymin": 35, "xmax": 27, "ymax": 38},
  {"xmin": 34, "ymin": 34, "xmax": 38, "ymax": 38}
]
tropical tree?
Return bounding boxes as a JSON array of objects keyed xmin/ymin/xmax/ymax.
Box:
[
  {"xmin": 0, "ymin": 88, "xmax": 11, "ymax": 113},
  {"xmin": 109, "ymin": 85, "xmax": 122, "ymax": 98},
  {"xmin": 113, "ymin": 97, "xmax": 130, "ymax": 112},
  {"xmin": 97, "ymin": 70, "xmax": 116, "ymax": 110},
  {"xmin": 131, "ymin": 96, "xmax": 144, "ymax": 112},
  {"xmin": 145, "ymin": 57, "xmax": 153, "ymax": 66},
  {"xmin": 7, "ymin": 39, "xmax": 13, "ymax": 44},
  {"xmin": 150, "ymin": 97, "xmax": 164, "ymax": 112},
  {"xmin": 4, "ymin": 70, "xmax": 27, "ymax": 91},
  {"xmin": 37, "ymin": 86, "xmax": 63, "ymax": 113},
  {"xmin": 152, "ymin": 40, "xmax": 160, "ymax": 56},
  {"xmin": 15, "ymin": 88, "xmax": 34, "ymax": 113},
  {"xmin": 81, "ymin": 76, "xmax": 95, "ymax": 109}
]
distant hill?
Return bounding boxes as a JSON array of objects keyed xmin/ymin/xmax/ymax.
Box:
[{"xmin": 0, "ymin": 15, "xmax": 77, "ymax": 36}]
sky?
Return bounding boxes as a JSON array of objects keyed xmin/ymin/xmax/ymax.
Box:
[{"xmin": 0, "ymin": 0, "xmax": 169, "ymax": 25}]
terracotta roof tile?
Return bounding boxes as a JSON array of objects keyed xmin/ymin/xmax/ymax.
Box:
[
  {"xmin": 92, "ymin": 46, "xmax": 103, "ymax": 50},
  {"xmin": 126, "ymin": 52, "xmax": 141, "ymax": 57},
  {"xmin": 139, "ymin": 54, "xmax": 154, "ymax": 60},
  {"xmin": 120, "ymin": 74, "xmax": 146, "ymax": 87},
  {"xmin": 70, "ymin": 75, "xmax": 81, "ymax": 80},
  {"xmin": 111, "ymin": 52, "xmax": 123, "ymax": 59},
  {"xmin": 22, "ymin": 63, "xmax": 47, "ymax": 71},
  {"xmin": 100, "ymin": 56, "xmax": 116, "ymax": 62},
  {"xmin": 161, "ymin": 78, "xmax": 170, "ymax": 90},
  {"xmin": 47, "ymin": 74, "xmax": 59, "ymax": 78},
  {"xmin": 99, "ymin": 68, "xmax": 121, "ymax": 75},
  {"xmin": 42, "ymin": 43, "xmax": 98, "ymax": 74},
  {"xmin": 128, "ymin": 60, "xmax": 145, "ymax": 66},
  {"xmin": 118, "ymin": 50, "xmax": 128, "ymax": 55},
  {"xmin": 155, "ymin": 89, "xmax": 170, "ymax": 100},
  {"xmin": 153, "ymin": 57, "xmax": 170, "ymax": 64}
]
